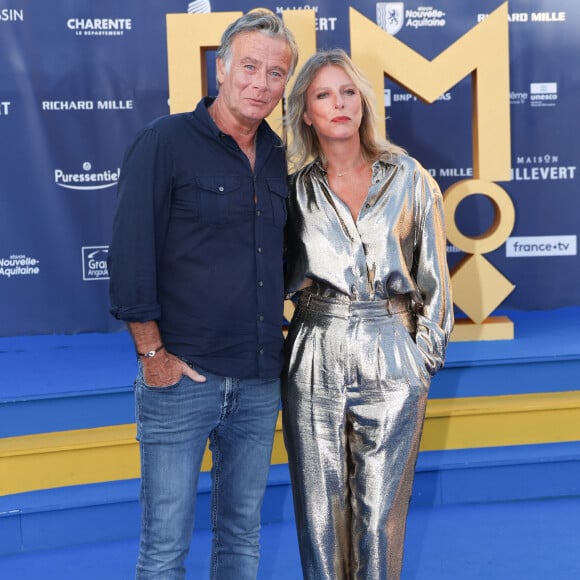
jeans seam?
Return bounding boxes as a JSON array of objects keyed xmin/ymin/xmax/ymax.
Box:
[{"xmin": 211, "ymin": 433, "xmax": 221, "ymax": 579}]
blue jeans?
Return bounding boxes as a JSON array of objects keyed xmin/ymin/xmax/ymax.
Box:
[{"xmin": 134, "ymin": 365, "xmax": 281, "ymax": 580}]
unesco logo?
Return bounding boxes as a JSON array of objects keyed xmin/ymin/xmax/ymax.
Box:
[
  {"xmin": 530, "ymin": 82, "xmax": 558, "ymax": 107},
  {"xmin": 82, "ymin": 246, "xmax": 109, "ymax": 281}
]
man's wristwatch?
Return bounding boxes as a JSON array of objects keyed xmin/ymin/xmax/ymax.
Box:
[{"xmin": 137, "ymin": 344, "xmax": 165, "ymax": 358}]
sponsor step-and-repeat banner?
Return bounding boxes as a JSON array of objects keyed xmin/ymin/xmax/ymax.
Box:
[{"xmin": 1, "ymin": 1, "xmax": 579, "ymax": 336}]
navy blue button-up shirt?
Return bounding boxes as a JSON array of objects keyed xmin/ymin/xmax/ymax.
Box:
[{"xmin": 108, "ymin": 98, "xmax": 287, "ymax": 379}]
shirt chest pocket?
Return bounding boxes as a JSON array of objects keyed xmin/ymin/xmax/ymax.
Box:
[{"xmin": 173, "ymin": 177, "xmax": 242, "ymax": 226}]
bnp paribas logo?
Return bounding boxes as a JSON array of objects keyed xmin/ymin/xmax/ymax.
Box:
[
  {"xmin": 54, "ymin": 162, "xmax": 120, "ymax": 191},
  {"xmin": 377, "ymin": 2, "xmax": 404, "ymax": 35}
]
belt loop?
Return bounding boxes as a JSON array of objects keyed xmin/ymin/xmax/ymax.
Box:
[{"xmin": 386, "ymin": 298, "xmax": 392, "ymax": 316}]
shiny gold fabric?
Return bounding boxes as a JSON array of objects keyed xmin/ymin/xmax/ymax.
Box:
[{"xmin": 282, "ymin": 155, "xmax": 453, "ymax": 579}]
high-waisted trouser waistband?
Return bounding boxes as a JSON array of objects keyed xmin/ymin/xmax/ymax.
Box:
[{"xmin": 297, "ymin": 290, "xmax": 412, "ymax": 318}]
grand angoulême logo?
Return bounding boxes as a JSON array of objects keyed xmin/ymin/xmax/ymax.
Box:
[{"xmin": 82, "ymin": 246, "xmax": 109, "ymax": 280}]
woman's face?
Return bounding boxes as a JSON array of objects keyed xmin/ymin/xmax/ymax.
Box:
[{"xmin": 303, "ymin": 64, "xmax": 363, "ymax": 144}]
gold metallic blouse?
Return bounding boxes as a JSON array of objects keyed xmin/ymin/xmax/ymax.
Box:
[{"xmin": 284, "ymin": 155, "xmax": 454, "ymax": 374}]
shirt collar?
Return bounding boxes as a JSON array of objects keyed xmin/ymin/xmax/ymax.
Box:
[
  {"xmin": 195, "ymin": 96, "xmax": 278, "ymax": 146},
  {"xmin": 312, "ymin": 155, "xmax": 396, "ymax": 176}
]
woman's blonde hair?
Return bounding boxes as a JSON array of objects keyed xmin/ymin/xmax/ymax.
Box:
[{"xmin": 285, "ymin": 48, "xmax": 405, "ymax": 171}]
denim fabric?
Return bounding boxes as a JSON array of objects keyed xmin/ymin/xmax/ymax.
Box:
[{"xmin": 134, "ymin": 366, "xmax": 281, "ymax": 580}]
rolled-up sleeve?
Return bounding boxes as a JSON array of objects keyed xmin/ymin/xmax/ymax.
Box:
[{"xmin": 108, "ymin": 127, "xmax": 173, "ymax": 322}]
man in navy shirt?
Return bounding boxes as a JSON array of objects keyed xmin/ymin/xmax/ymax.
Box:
[{"xmin": 108, "ymin": 11, "xmax": 298, "ymax": 579}]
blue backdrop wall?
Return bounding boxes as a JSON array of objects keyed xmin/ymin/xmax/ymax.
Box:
[{"xmin": 1, "ymin": 0, "xmax": 578, "ymax": 336}]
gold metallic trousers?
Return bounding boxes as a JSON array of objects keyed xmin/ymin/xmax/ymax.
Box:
[{"xmin": 282, "ymin": 291, "xmax": 430, "ymax": 580}]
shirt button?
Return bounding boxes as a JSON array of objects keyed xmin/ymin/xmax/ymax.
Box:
[
  {"xmin": 259, "ymin": 315, "xmax": 264, "ymax": 321},
  {"xmin": 365, "ymin": 203, "xmax": 371, "ymax": 208},
  {"xmin": 259, "ymin": 348, "xmax": 265, "ymax": 355},
  {"xmin": 218, "ymin": 186, "xmax": 224, "ymax": 192},
  {"xmin": 258, "ymin": 281, "xmax": 264, "ymax": 287},
  {"xmin": 257, "ymin": 247, "xmax": 262, "ymax": 253},
  {"xmin": 256, "ymin": 210, "xmax": 262, "ymax": 216}
]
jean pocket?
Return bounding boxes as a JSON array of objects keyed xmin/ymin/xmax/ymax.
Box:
[{"xmin": 140, "ymin": 373, "xmax": 187, "ymax": 392}]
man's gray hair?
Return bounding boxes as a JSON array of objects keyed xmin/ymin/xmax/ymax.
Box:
[{"xmin": 216, "ymin": 9, "xmax": 299, "ymax": 77}]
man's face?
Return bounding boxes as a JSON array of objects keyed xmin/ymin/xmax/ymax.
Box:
[{"xmin": 216, "ymin": 31, "xmax": 292, "ymax": 126}]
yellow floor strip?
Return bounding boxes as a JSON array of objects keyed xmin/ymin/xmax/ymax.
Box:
[
  {"xmin": 2, "ymin": 391, "xmax": 580, "ymax": 496},
  {"xmin": 421, "ymin": 390, "xmax": 580, "ymax": 450}
]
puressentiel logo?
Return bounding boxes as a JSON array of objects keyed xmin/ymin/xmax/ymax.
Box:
[
  {"xmin": 0, "ymin": 254, "xmax": 40, "ymax": 278},
  {"xmin": 54, "ymin": 162, "xmax": 119, "ymax": 191},
  {"xmin": 530, "ymin": 82, "xmax": 558, "ymax": 107},
  {"xmin": 506, "ymin": 235, "xmax": 577, "ymax": 258},
  {"xmin": 82, "ymin": 246, "xmax": 109, "ymax": 280}
]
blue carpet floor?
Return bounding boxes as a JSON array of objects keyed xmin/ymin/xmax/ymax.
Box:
[
  {"xmin": 1, "ymin": 496, "xmax": 579, "ymax": 579},
  {"xmin": 3, "ymin": 308, "xmax": 580, "ymax": 578}
]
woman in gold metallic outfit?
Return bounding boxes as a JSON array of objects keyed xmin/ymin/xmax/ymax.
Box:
[{"xmin": 282, "ymin": 49, "xmax": 454, "ymax": 579}]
